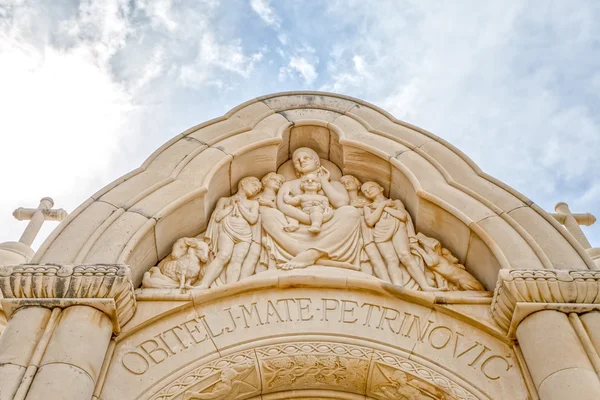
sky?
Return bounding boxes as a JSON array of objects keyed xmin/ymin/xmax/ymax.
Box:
[{"xmin": 0, "ymin": 0, "xmax": 599, "ymax": 251}]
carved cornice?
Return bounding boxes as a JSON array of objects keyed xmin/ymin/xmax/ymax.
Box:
[
  {"xmin": 0, "ymin": 264, "xmax": 136, "ymax": 333},
  {"xmin": 491, "ymin": 269, "xmax": 600, "ymax": 335}
]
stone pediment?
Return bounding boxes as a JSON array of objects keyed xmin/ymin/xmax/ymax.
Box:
[{"xmin": 3, "ymin": 92, "xmax": 598, "ymax": 400}]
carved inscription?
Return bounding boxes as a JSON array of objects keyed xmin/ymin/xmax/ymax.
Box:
[{"xmin": 121, "ymin": 297, "xmax": 512, "ymax": 381}]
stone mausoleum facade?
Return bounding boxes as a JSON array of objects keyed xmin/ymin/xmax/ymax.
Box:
[{"xmin": 0, "ymin": 92, "xmax": 599, "ymax": 400}]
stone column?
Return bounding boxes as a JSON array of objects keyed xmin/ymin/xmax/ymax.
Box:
[
  {"xmin": 580, "ymin": 311, "xmax": 600, "ymax": 355},
  {"xmin": 0, "ymin": 264, "xmax": 136, "ymax": 400},
  {"xmin": 0, "ymin": 307, "xmax": 52, "ymax": 400},
  {"xmin": 492, "ymin": 269, "xmax": 600, "ymax": 400},
  {"xmin": 24, "ymin": 306, "xmax": 113, "ymax": 400},
  {"xmin": 516, "ymin": 310, "xmax": 600, "ymax": 399}
]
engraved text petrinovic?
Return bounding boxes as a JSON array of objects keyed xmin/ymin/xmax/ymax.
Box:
[{"xmin": 120, "ymin": 296, "xmax": 512, "ymax": 380}]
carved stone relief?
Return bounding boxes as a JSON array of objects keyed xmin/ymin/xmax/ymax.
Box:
[
  {"xmin": 149, "ymin": 350, "xmax": 260, "ymax": 400},
  {"xmin": 143, "ymin": 147, "xmax": 484, "ymax": 293},
  {"xmin": 369, "ymin": 351, "xmax": 474, "ymax": 400},
  {"xmin": 146, "ymin": 342, "xmax": 472, "ymax": 400}
]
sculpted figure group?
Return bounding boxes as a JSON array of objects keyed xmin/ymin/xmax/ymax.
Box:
[{"xmin": 143, "ymin": 147, "xmax": 484, "ymax": 292}]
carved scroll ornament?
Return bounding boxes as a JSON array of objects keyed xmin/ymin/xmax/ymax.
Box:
[{"xmin": 143, "ymin": 147, "xmax": 484, "ymax": 293}]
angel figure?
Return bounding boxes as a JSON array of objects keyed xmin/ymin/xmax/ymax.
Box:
[
  {"xmin": 142, "ymin": 237, "xmax": 209, "ymax": 289},
  {"xmin": 196, "ymin": 177, "xmax": 261, "ymax": 289},
  {"xmin": 361, "ymin": 181, "xmax": 439, "ymax": 291},
  {"xmin": 184, "ymin": 363, "xmax": 256, "ymax": 400}
]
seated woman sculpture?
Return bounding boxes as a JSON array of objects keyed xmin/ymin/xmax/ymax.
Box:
[
  {"xmin": 260, "ymin": 147, "xmax": 362, "ymax": 270},
  {"xmin": 361, "ymin": 181, "xmax": 439, "ymax": 291}
]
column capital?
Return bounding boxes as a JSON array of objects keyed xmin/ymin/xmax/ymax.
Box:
[
  {"xmin": 0, "ymin": 264, "xmax": 136, "ymax": 333},
  {"xmin": 492, "ymin": 268, "xmax": 600, "ymax": 337}
]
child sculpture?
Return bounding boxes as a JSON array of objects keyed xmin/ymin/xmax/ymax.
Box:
[
  {"xmin": 283, "ymin": 175, "xmax": 333, "ymax": 233},
  {"xmin": 197, "ymin": 177, "xmax": 261, "ymax": 289}
]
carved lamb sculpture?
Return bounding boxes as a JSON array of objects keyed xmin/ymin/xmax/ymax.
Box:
[{"xmin": 142, "ymin": 237, "xmax": 209, "ymax": 289}]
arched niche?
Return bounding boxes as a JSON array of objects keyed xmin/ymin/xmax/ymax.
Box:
[
  {"xmin": 32, "ymin": 92, "xmax": 594, "ymax": 291},
  {"xmin": 98, "ymin": 273, "xmax": 526, "ymax": 400}
]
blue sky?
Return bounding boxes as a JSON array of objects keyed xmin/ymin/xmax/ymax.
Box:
[{"xmin": 0, "ymin": 0, "xmax": 599, "ymax": 250}]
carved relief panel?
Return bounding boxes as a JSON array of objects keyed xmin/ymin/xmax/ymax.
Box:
[{"xmin": 142, "ymin": 147, "xmax": 484, "ymax": 294}]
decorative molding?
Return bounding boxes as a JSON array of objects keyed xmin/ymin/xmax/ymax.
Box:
[
  {"xmin": 371, "ymin": 351, "xmax": 476, "ymax": 400},
  {"xmin": 491, "ymin": 269, "xmax": 600, "ymax": 333},
  {"xmin": 150, "ymin": 350, "xmax": 258, "ymax": 400},
  {"xmin": 0, "ymin": 264, "xmax": 136, "ymax": 333},
  {"xmin": 257, "ymin": 342, "xmax": 372, "ymax": 394},
  {"xmin": 146, "ymin": 342, "xmax": 478, "ymax": 400}
]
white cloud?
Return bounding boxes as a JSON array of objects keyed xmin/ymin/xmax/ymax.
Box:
[
  {"xmin": 179, "ymin": 33, "xmax": 264, "ymax": 88},
  {"xmin": 249, "ymin": 0, "xmax": 280, "ymax": 28},
  {"xmin": 279, "ymin": 55, "xmax": 318, "ymax": 85},
  {"xmin": 323, "ymin": 54, "xmax": 372, "ymax": 92},
  {"xmin": 289, "ymin": 56, "xmax": 317, "ymax": 83},
  {"xmin": 134, "ymin": 0, "xmax": 177, "ymax": 32},
  {"xmin": 0, "ymin": 0, "xmax": 142, "ymax": 248},
  {"xmin": 60, "ymin": 0, "xmax": 132, "ymax": 63}
]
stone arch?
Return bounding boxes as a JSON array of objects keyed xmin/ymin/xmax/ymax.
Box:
[
  {"xmin": 31, "ymin": 92, "xmax": 594, "ymax": 292},
  {"xmin": 98, "ymin": 272, "xmax": 524, "ymax": 399}
]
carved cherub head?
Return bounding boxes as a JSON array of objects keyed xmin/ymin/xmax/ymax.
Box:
[
  {"xmin": 261, "ymin": 172, "xmax": 285, "ymax": 190},
  {"xmin": 292, "ymin": 147, "xmax": 320, "ymax": 176},
  {"xmin": 300, "ymin": 175, "xmax": 322, "ymax": 192},
  {"xmin": 238, "ymin": 176, "xmax": 262, "ymax": 197},
  {"xmin": 340, "ymin": 175, "xmax": 362, "ymax": 191},
  {"xmin": 361, "ymin": 181, "xmax": 385, "ymax": 200}
]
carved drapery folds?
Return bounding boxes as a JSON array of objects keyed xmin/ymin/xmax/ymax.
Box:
[
  {"xmin": 491, "ymin": 269, "xmax": 600, "ymax": 334},
  {"xmin": 143, "ymin": 147, "xmax": 485, "ymax": 294},
  {"xmin": 0, "ymin": 264, "xmax": 136, "ymax": 332}
]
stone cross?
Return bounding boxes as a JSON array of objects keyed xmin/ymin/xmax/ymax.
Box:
[
  {"xmin": 550, "ymin": 202, "xmax": 596, "ymax": 249},
  {"xmin": 12, "ymin": 197, "xmax": 68, "ymax": 247}
]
